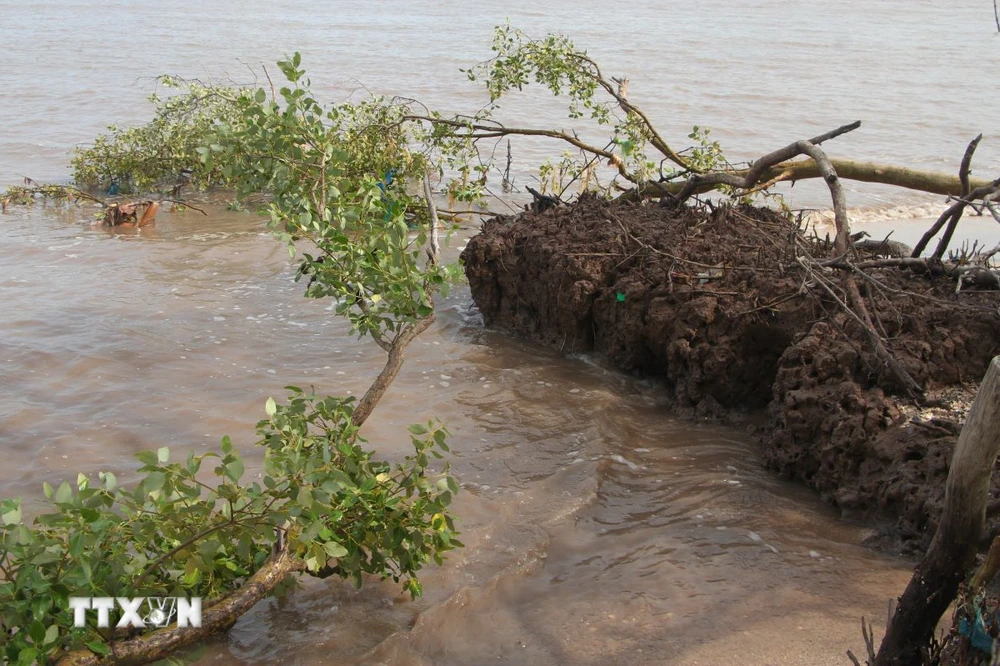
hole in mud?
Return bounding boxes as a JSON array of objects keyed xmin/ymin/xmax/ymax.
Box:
[{"xmin": 737, "ymin": 323, "xmax": 794, "ymax": 408}]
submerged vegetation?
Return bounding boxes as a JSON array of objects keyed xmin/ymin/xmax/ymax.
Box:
[
  {"xmin": 1, "ymin": 51, "xmax": 467, "ymax": 666},
  {"xmin": 1, "ymin": 23, "xmax": 1000, "ymax": 666}
]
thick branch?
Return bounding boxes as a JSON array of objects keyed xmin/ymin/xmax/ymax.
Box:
[
  {"xmin": 733, "ymin": 127, "xmax": 924, "ymax": 397},
  {"xmin": 674, "ymin": 122, "xmax": 861, "ymax": 202},
  {"xmin": 929, "ymin": 135, "xmax": 985, "ymax": 259},
  {"xmin": 351, "ymin": 315, "xmax": 435, "ymax": 428},
  {"xmin": 876, "ymin": 357, "xmax": 1000, "ymax": 666},
  {"xmin": 634, "ymin": 159, "xmax": 996, "ymax": 200},
  {"xmin": 57, "ymin": 550, "xmax": 306, "ymax": 666}
]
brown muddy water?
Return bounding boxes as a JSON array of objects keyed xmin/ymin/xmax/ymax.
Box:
[
  {"xmin": 4, "ymin": 0, "xmax": 997, "ymax": 663},
  {"xmin": 0, "ymin": 202, "xmax": 911, "ymax": 664}
]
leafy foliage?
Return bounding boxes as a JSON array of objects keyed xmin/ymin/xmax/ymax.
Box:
[
  {"xmin": 2, "ymin": 54, "xmax": 467, "ymax": 665},
  {"xmin": 202, "ymin": 54, "xmax": 462, "ymax": 343},
  {"xmin": 0, "ymin": 389, "xmax": 457, "ymax": 664},
  {"xmin": 461, "ymin": 23, "xmax": 688, "ymax": 187},
  {"xmin": 71, "ymin": 77, "xmax": 247, "ymax": 194}
]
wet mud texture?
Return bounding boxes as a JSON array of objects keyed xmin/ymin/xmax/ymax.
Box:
[{"xmin": 461, "ymin": 195, "xmax": 1000, "ymax": 553}]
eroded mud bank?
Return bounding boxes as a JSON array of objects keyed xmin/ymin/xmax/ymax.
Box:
[{"xmin": 461, "ymin": 195, "xmax": 1000, "ymax": 552}]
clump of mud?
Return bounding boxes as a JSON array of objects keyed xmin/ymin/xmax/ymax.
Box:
[{"xmin": 461, "ymin": 194, "xmax": 1000, "ymax": 552}]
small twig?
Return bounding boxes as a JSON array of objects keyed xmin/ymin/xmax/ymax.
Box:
[
  {"xmin": 262, "ymin": 64, "xmax": 277, "ymax": 102},
  {"xmin": 797, "ymin": 255, "xmax": 923, "ymax": 396},
  {"xmin": 159, "ymin": 198, "xmax": 208, "ymax": 215},
  {"xmin": 422, "ymin": 174, "xmax": 441, "ymax": 265},
  {"xmin": 610, "ymin": 213, "xmax": 721, "ymax": 269}
]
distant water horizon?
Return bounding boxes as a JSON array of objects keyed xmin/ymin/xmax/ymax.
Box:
[{"xmin": 2, "ymin": 0, "xmax": 998, "ymax": 211}]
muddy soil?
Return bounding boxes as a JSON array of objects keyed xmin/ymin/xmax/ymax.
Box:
[{"xmin": 461, "ymin": 195, "xmax": 1000, "ymax": 553}]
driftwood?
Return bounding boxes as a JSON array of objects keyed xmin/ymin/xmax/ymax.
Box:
[
  {"xmin": 874, "ymin": 357, "xmax": 1000, "ymax": 666},
  {"xmin": 852, "ymin": 234, "xmax": 913, "ymax": 259},
  {"xmin": 526, "ymin": 185, "xmax": 562, "ymax": 213},
  {"xmin": 103, "ymin": 201, "xmax": 159, "ymax": 227}
]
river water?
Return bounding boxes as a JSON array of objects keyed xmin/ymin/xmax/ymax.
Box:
[{"xmin": 3, "ymin": 1, "xmax": 997, "ymax": 663}]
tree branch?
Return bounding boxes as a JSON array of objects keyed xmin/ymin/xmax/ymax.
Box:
[
  {"xmin": 57, "ymin": 549, "xmax": 306, "ymax": 666},
  {"xmin": 351, "ymin": 315, "xmax": 435, "ymax": 428}
]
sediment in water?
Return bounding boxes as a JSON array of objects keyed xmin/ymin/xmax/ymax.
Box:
[{"xmin": 460, "ymin": 195, "xmax": 1000, "ymax": 553}]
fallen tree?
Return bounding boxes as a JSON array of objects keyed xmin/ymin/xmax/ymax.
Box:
[
  {"xmin": 2, "ymin": 55, "xmax": 464, "ymax": 666},
  {"xmin": 3, "ymin": 24, "xmax": 999, "ymax": 665}
]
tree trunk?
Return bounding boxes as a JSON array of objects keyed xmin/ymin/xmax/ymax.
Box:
[
  {"xmin": 351, "ymin": 315, "xmax": 435, "ymax": 428},
  {"xmin": 636, "ymin": 160, "xmax": 995, "ymax": 200},
  {"xmin": 56, "ymin": 550, "xmax": 306, "ymax": 666},
  {"xmin": 875, "ymin": 356, "xmax": 1000, "ymax": 666}
]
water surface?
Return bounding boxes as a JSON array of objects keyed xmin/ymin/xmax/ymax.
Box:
[{"xmin": 3, "ymin": 2, "xmax": 990, "ymax": 663}]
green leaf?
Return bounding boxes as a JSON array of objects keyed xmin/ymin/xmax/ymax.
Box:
[
  {"xmin": 157, "ymin": 446, "xmax": 170, "ymax": 463},
  {"xmin": 322, "ymin": 541, "xmax": 348, "ymax": 559},
  {"xmin": 28, "ymin": 620, "xmax": 45, "ymax": 644},
  {"xmin": 1, "ymin": 505, "xmax": 21, "ymax": 526},
  {"xmin": 224, "ymin": 457, "xmax": 244, "ymax": 482},
  {"xmin": 144, "ymin": 471, "xmax": 167, "ymax": 493},
  {"xmin": 54, "ymin": 481, "xmax": 73, "ymax": 505},
  {"xmin": 100, "ymin": 471, "xmax": 117, "ymax": 491},
  {"xmin": 87, "ymin": 640, "xmax": 112, "ymax": 656},
  {"xmin": 265, "ymin": 397, "xmax": 277, "ymax": 417},
  {"xmin": 135, "ymin": 450, "xmax": 159, "ymax": 467}
]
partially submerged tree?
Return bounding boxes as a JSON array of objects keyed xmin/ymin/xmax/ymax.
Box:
[
  {"xmin": 4, "ymin": 24, "xmax": 1000, "ymax": 665},
  {"xmin": 1, "ymin": 55, "xmax": 463, "ymax": 666}
]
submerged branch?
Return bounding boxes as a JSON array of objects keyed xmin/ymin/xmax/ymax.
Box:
[{"xmin": 57, "ymin": 550, "xmax": 306, "ymax": 666}]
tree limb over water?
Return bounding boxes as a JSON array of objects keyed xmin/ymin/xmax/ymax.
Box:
[{"xmin": 3, "ymin": 24, "xmax": 1000, "ymax": 666}]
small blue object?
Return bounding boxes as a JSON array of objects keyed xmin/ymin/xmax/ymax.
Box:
[
  {"xmin": 959, "ymin": 609, "xmax": 997, "ymax": 653},
  {"xmin": 376, "ymin": 168, "xmax": 397, "ymax": 195},
  {"xmin": 377, "ymin": 169, "xmax": 401, "ymax": 223},
  {"xmin": 105, "ymin": 179, "xmax": 120, "ymax": 196}
]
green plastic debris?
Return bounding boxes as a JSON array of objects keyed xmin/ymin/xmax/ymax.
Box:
[{"xmin": 616, "ymin": 292, "xmax": 626, "ymax": 302}]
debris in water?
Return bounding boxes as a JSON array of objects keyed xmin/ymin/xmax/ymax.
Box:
[{"xmin": 609, "ymin": 454, "xmax": 640, "ymax": 470}]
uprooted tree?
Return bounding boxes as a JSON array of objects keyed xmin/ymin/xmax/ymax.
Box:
[{"xmin": 3, "ymin": 23, "xmax": 999, "ymax": 665}]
